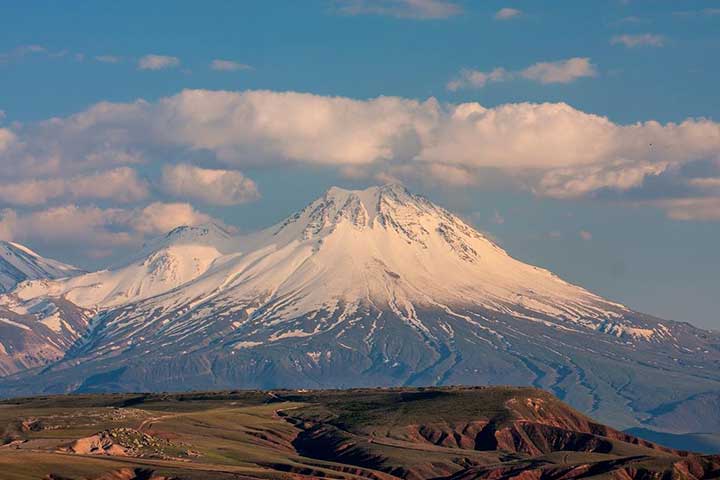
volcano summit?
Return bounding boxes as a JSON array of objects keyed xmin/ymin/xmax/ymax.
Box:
[{"xmin": 0, "ymin": 185, "xmax": 718, "ymax": 440}]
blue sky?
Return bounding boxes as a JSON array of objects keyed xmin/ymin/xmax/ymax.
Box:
[{"xmin": 1, "ymin": 0, "xmax": 719, "ymax": 328}]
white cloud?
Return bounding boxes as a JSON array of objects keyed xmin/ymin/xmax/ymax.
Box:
[
  {"xmin": 448, "ymin": 58, "xmax": 596, "ymax": 91},
  {"xmin": 0, "ymin": 101, "xmax": 148, "ymax": 179},
  {"xmin": 447, "ymin": 68, "xmax": 510, "ymax": 91},
  {"xmin": 138, "ymin": 54, "xmax": 180, "ymax": 70},
  {"xmin": 494, "ymin": 8, "xmax": 521, "ymax": 20},
  {"xmin": 0, "ymin": 167, "xmax": 149, "ymax": 206},
  {"xmin": 3, "ymin": 89, "xmax": 720, "ymax": 221},
  {"xmin": 0, "ymin": 202, "xmax": 220, "ymax": 247},
  {"xmin": 611, "ymin": 34, "xmax": 665, "ymax": 48},
  {"xmin": 650, "ymin": 198, "xmax": 720, "ymax": 221},
  {"xmin": 130, "ymin": 202, "xmax": 216, "ymax": 235},
  {"xmin": 211, "ymin": 59, "xmax": 252, "ymax": 71},
  {"xmin": 335, "ymin": 0, "xmax": 461, "ymax": 19},
  {"xmin": 161, "ymin": 164, "xmax": 260, "ymax": 205},
  {"xmin": 536, "ymin": 161, "xmax": 671, "ymax": 199},
  {"xmin": 520, "ymin": 57, "xmax": 597, "ymax": 84}
]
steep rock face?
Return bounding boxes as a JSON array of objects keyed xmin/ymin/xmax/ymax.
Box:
[{"xmin": 0, "ymin": 185, "xmax": 718, "ymax": 438}]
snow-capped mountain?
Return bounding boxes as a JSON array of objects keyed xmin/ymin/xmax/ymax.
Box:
[
  {"xmin": 0, "ymin": 241, "xmax": 88, "ymax": 375},
  {"xmin": 13, "ymin": 223, "xmax": 235, "ymax": 309},
  {"xmin": 1, "ymin": 185, "xmax": 719, "ymax": 437},
  {"xmin": 0, "ymin": 241, "xmax": 82, "ymax": 293}
]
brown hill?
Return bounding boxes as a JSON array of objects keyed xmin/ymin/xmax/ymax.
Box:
[{"xmin": 0, "ymin": 386, "xmax": 717, "ymax": 479}]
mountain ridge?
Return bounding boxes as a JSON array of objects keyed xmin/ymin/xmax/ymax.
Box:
[
  {"xmin": 0, "ymin": 184, "xmax": 718, "ymax": 442},
  {"xmin": 0, "ymin": 240, "xmax": 82, "ymax": 293}
]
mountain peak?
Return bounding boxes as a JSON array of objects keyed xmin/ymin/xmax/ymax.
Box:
[
  {"xmin": 162, "ymin": 222, "xmax": 233, "ymax": 244},
  {"xmin": 0, "ymin": 240, "xmax": 81, "ymax": 293},
  {"xmin": 324, "ymin": 182, "xmax": 408, "ymax": 197},
  {"xmin": 323, "ymin": 183, "xmax": 412, "ymax": 216},
  {"xmin": 274, "ymin": 183, "xmax": 432, "ymax": 239},
  {"xmin": 4, "ymin": 185, "xmax": 718, "ymax": 441}
]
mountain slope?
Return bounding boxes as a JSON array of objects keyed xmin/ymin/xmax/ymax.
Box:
[
  {"xmin": 11, "ymin": 224, "xmax": 234, "ymax": 309},
  {"xmin": 0, "ymin": 241, "xmax": 88, "ymax": 375},
  {"xmin": 0, "ymin": 241, "xmax": 82, "ymax": 293},
  {"xmin": 0, "ymin": 185, "xmax": 718, "ymax": 440}
]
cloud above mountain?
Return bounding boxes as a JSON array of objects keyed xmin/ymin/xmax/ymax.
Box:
[
  {"xmin": 161, "ymin": 164, "xmax": 260, "ymax": 205},
  {"xmin": 1, "ymin": 88, "xmax": 719, "ymax": 248},
  {"xmin": 0, "ymin": 202, "xmax": 222, "ymax": 257},
  {"xmin": 0, "ymin": 167, "xmax": 149, "ymax": 205}
]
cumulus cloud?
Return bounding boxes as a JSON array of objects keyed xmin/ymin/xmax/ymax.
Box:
[
  {"xmin": 536, "ymin": 161, "xmax": 671, "ymax": 199},
  {"xmin": 611, "ymin": 34, "xmax": 665, "ymax": 48},
  {"xmin": 0, "ymin": 101, "xmax": 149, "ymax": 179},
  {"xmin": 138, "ymin": 54, "xmax": 180, "ymax": 70},
  {"xmin": 211, "ymin": 59, "xmax": 252, "ymax": 71},
  {"xmin": 448, "ymin": 58, "xmax": 596, "ymax": 90},
  {"xmin": 0, "ymin": 167, "xmax": 149, "ymax": 206},
  {"xmin": 2, "ymin": 89, "xmax": 720, "ymax": 222},
  {"xmin": 0, "ymin": 205, "xmax": 132, "ymax": 247},
  {"xmin": 5, "ymin": 89, "xmax": 720, "ymax": 178},
  {"xmin": 520, "ymin": 57, "xmax": 597, "ymax": 84},
  {"xmin": 0, "ymin": 202, "xmax": 221, "ymax": 249},
  {"xmin": 494, "ymin": 8, "xmax": 522, "ymax": 20},
  {"xmin": 161, "ymin": 163, "xmax": 260, "ymax": 205},
  {"xmin": 129, "ymin": 202, "xmax": 216, "ymax": 235},
  {"xmin": 447, "ymin": 68, "xmax": 510, "ymax": 91},
  {"xmin": 335, "ymin": 0, "xmax": 461, "ymax": 19}
]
